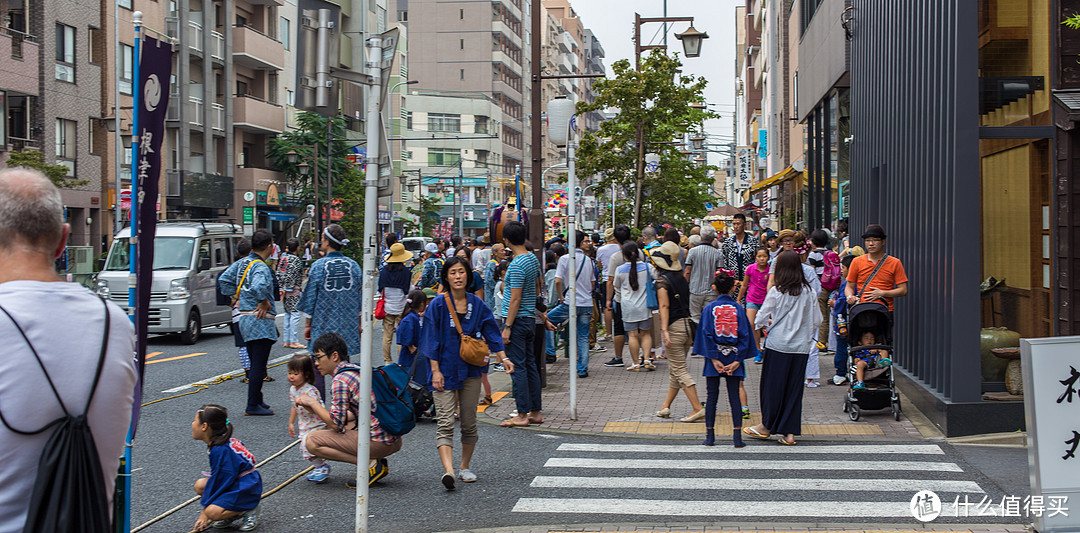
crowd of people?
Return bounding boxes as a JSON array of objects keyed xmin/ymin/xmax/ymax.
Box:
[{"xmin": 0, "ymin": 166, "xmax": 912, "ymax": 532}]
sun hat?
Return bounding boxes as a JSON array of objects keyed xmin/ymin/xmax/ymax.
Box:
[
  {"xmin": 422, "ymin": 287, "xmax": 437, "ymax": 298},
  {"xmin": 777, "ymin": 229, "xmax": 796, "ymax": 241},
  {"xmin": 651, "ymin": 241, "xmax": 683, "ymax": 271},
  {"xmin": 386, "ymin": 242, "xmax": 413, "ymax": 263},
  {"xmin": 603, "ymin": 228, "xmax": 615, "ymax": 241},
  {"xmin": 424, "ymin": 242, "xmax": 439, "ymax": 254}
]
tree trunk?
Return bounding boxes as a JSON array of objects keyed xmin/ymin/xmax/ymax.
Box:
[{"xmin": 633, "ymin": 122, "xmax": 645, "ymax": 228}]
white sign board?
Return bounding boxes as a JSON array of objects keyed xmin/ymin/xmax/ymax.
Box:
[
  {"xmin": 737, "ymin": 146, "xmax": 753, "ymax": 189},
  {"xmin": 1023, "ymin": 336, "xmax": 1080, "ymax": 533}
]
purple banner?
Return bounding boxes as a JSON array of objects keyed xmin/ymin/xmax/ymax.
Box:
[{"xmin": 133, "ymin": 36, "xmax": 172, "ymax": 432}]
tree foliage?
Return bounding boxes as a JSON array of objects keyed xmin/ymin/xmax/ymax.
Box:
[
  {"xmin": 404, "ymin": 194, "xmax": 440, "ymax": 237},
  {"xmin": 267, "ymin": 112, "xmax": 366, "ymax": 262},
  {"xmin": 576, "ymin": 50, "xmax": 717, "ymax": 229},
  {"xmin": 5, "ymin": 150, "xmax": 89, "ymax": 188}
]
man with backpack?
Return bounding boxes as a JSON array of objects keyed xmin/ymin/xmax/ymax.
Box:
[
  {"xmin": 808, "ymin": 229, "xmax": 843, "ymax": 350},
  {"xmin": 299, "ymin": 332, "xmax": 403, "ymax": 488},
  {"xmin": 548, "ymin": 232, "xmax": 595, "ymax": 378},
  {"xmin": 0, "ymin": 168, "xmax": 137, "ymax": 532}
]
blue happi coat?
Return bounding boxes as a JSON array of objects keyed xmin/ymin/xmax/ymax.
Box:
[
  {"xmin": 692, "ymin": 294, "xmax": 759, "ymax": 378},
  {"xmin": 218, "ymin": 253, "xmax": 278, "ymax": 342},
  {"xmin": 297, "ymin": 251, "xmax": 364, "ymax": 355}
]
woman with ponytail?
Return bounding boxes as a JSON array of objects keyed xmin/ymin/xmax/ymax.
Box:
[{"xmin": 613, "ymin": 241, "xmax": 655, "ymax": 371}]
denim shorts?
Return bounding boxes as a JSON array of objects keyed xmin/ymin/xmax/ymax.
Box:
[{"xmin": 745, "ymin": 301, "xmax": 762, "ymax": 310}]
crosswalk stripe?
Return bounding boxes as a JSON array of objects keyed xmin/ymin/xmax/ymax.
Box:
[
  {"xmin": 543, "ymin": 457, "xmax": 963, "ymax": 472},
  {"xmin": 512, "ymin": 498, "xmax": 912, "ymax": 517},
  {"xmin": 555, "ymin": 443, "xmax": 945, "ymax": 455},
  {"xmin": 529, "ymin": 476, "xmax": 984, "ymax": 493}
]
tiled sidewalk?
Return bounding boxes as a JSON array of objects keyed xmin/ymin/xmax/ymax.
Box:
[
  {"xmin": 443, "ymin": 525, "xmax": 1031, "ymax": 533},
  {"xmin": 483, "ymin": 340, "xmax": 928, "ymax": 440}
]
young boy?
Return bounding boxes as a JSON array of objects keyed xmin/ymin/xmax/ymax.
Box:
[
  {"xmin": 852, "ymin": 330, "xmax": 892, "ymax": 390},
  {"xmin": 828, "ymin": 255, "xmax": 855, "ymax": 385}
]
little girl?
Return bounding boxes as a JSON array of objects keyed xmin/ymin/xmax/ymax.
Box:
[
  {"xmin": 693, "ymin": 271, "xmax": 759, "ymax": 448},
  {"xmin": 287, "ymin": 354, "xmax": 329, "ymax": 483},
  {"xmin": 738, "ymin": 247, "xmax": 771, "ymax": 356},
  {"xmin": 192, "ymin": 404, "xmax": 262, "ymax": 531},
  {"xmin": 852, "ymin": 331, "xmax": 891, "ymax": 390},
  {"xmin": 397, "ymin": 289, "xmax": 428, "ymax": 370}
]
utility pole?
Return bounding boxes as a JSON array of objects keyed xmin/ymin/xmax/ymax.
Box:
[{"xmin": 458, "ymin": 156, "xmax": 464, "ymax": 236}]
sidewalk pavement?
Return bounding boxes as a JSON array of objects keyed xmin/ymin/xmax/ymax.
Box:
[
  {"xmin": 481, "ymin": 339, "xmax": 938, "ymax": 441},
  {"xmin": 442, "ymin": 524, "xmax": 1032, "ymax": 533}
]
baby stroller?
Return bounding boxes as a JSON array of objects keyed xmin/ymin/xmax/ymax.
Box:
[{"xmin": 842, "ymin": 301, "xmax": 901, "ymax": 421}]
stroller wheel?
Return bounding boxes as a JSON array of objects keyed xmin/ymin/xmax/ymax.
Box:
[
  {"xmin": 891, "ymin": 399, "xmax": 902, "ymax": 421},
  {"xmin": 849, "ymin": 404, "xmax": 860, "ymax": 421},
  {"xmin": 842, "ymin": 399, "xmax": 849, "ymax": 413}
]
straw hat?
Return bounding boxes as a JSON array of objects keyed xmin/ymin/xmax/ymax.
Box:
[
  {"xmin": 651, "ymin": 241, "xmax": 683, "ymax": 271},
  {"xmin": 386, "ymin": 242, "xmax": 413, "ymax": 263}
]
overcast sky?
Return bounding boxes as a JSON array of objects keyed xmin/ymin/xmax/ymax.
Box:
[{"xmin": 570, "ymin": 1, "xmax": 738, "ymax": 166}]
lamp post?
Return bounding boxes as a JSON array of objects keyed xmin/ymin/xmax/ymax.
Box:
[
  {"xmin": 633, "ymin": 13, "xmax": 709, "ymax": 71},
  {"xmin": 286, "ymin": 146, "xmax": 323, "ymax": 237},
  {"xmin": 547, "ymin": 95, "xmax": 579, "ymax": 420}
]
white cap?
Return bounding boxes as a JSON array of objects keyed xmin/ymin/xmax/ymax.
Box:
[{"xmin": 424, "ymin": 242, "xmax": 439, "ymax": 254}]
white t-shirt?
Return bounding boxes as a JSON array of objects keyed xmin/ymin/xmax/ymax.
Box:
[
  {"xmin": 555, "ymin": 251, "xmax": 594, "ymax": 307},
  {"xmin": 0, "ymin": 281, "xmax": 137, "ymax": 531},
  {"xmin": 384, "ymin": 287, "xmax": 407, "ymax": 315},
  {"xmin": 595, "ymin": 243, "xmax": 621, "ymax": 278},
  {"xmin": 472, "ymin": 248, "xmax": 491, "ymax": 271},
  {"xmin": 613, "ymin": 261, "xmax": 654, "ymax": 323}
]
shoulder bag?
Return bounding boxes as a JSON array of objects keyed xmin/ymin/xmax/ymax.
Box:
[
  {"xmin": 447, "ymin": 296, "xmax": 489, "ymax": 367},
  {"xmin": 856, "ymin": 254, "xmax": 891, "ymax": 303}
]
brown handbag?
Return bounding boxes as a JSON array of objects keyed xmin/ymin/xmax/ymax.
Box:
[{"xmin": 447, "ymin": 296, "xmax": 490, "ymax": 367}]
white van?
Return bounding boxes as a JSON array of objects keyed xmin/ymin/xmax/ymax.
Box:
[{"xmin": 94, "ymin": 221, "xmax": 243, "ymax": 344}]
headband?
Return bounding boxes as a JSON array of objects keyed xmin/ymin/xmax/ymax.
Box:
[
  {"xmin": 794, "ymin": 243, "xmax": 810, "ymax": 255},
  {"xmin": 715, "ymin": 268, "xmax": 736, "ymax": 278},
  {"xmin": 324, "ymin": 227, "xmax": 350, "ymax": 246}
]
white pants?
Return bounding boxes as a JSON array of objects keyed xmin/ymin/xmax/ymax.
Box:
[{"xmin": 805, "ymin": 333, "xmax": 821, "ymax": 380}]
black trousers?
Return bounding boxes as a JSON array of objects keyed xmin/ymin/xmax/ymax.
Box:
[
  {"xmin": 705, "ymin": 375, "xmax": 743, "ymax": 429},
  {"xmin": 759, "ymin": 348, "xmax": 808, "ymax": 436},
  {"xmin": 245, "ymin": 338, "xmax": 274, "ymax": 412}
]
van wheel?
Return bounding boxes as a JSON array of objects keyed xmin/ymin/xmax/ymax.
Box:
[{"xmin": 180, "ymin": 309, "xmax": 201, "ymax": 345}]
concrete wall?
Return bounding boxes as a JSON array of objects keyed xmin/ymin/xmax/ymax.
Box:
[{"xmin": 796, "ymin": 0, "xmax": 848, "ymax": 121}]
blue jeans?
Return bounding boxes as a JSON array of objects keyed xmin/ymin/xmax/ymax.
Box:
[
  {"xmin": 506, "ymin": 317, "xmax": 541, "ymax": 413},
  {"xmin": 283, "ymin": 311, "xmax": 302, "ymax": 344},
  {"xmin": 834, "ymin": 329, "xmax": 848, "ymax": 377},
  {"xmin": 545, "ymin": 329, "xmax": 557, "ymax": 357},
  {"xmin": 547, "ymin": 303, "xmax": 593, "ymax": 375}
]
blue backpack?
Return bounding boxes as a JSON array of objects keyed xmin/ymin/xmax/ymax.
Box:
[{"xmin": 371, "ymin": 363, "xmax": 417, "ymax": 436}]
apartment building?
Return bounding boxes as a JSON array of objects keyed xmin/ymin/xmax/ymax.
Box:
[{"xmin": 581, "ymin": 28, "xmax": 604, "ymax": 133}]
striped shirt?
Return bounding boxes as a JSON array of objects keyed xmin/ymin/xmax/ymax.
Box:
[
  {"xmin": 500, "ymin": 252, "xmax": 540, "ymax": 319},
  {"xmin": 685, "ymin": 243, "xmax": 724, "ymax": 295}
]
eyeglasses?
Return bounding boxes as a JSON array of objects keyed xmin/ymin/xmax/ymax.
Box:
[{"xmin": 312, "ymin": 353, "xmax": 328, "ymax": 361}]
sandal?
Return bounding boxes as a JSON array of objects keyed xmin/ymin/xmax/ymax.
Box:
[
  {"xmin": 478, "ymin": 396, "xmax": 492, "ymax": 406},
  {"xmin": 626, "ymin": 364, "xmax": 643, "ymax": 372},
  {"xmin": 743, "ymin": 426, "xmax": 771, "ymax": 440},
  {"xmin": 778, "ymin": 436, "xmax": 797, "ymax": 446}
]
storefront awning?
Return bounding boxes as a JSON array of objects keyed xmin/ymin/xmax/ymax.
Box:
[{"xmin": 748, "ymin": 166, "xmax": 803, "ymax": 196}]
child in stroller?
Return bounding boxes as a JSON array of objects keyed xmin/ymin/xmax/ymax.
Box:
[{"xmin": 851, "ymin": 330, "xmax": 892, "ymax": 390}]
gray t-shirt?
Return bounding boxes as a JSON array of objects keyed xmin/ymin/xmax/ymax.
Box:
[
  {"xmin": 0, "ymin": 281, "xmax": 137, "ymax": 531},
  {"xmin": 684, "ymin": 242, "xmax": 724, "ymax": 295}
]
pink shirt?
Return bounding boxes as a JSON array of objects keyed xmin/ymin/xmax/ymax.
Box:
[{"xmin": 744, "ymin": 263, "xmax": 770, "ymax": 305}]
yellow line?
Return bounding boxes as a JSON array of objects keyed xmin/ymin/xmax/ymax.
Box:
[
  {"xmin": 145, "ymin": 351, "xmax": 163, "ymax": 359},
  {"xmin": 477, "ymin": 391, "xmax": 509, "ymax": 412},
  {"xmin": 147, "ymin": 353, "xmax": 207, "ymax": 364},
  {"xmin": 603, "ymin": 421, "xmax": 885, "ymax": 436}
]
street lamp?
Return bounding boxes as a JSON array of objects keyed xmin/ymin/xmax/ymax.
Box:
[
  {"xmin": 675, "ymin": 25, "xmax": 709, "ymax": 58},
  {"xmin": 286, "ymin": 145, "xmax": 324, "ymax": 236}
]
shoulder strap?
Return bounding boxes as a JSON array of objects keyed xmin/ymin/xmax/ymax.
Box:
[
  {"xmin": 446, "ymin": 295, "xmax": 466, "ymax": 336},
  {"xmin": 0, "ymin": 297, "xmax": 111, "ymax": 434},
  {"xmin": 856, "ymin": 254, "xmax": 890, "ymax": 299},
  {"xmin": 236, "ymin": 258, "xmax": 260, "ymax": 300}
]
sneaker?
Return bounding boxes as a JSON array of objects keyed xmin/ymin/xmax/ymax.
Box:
[
  {"xmin": 578, "ymin": 371, "xmax": 588, "ymax": 378},
  {"xmin": 458, "ymin": 468, "xmax": 478, "ymax": 483},
  {"xmin": 742, "ymin": 407, "xmax": 750, "ymax": 419},
  {"xmin": 753, "ymin": 355, "xmax": 763, "ymax": 364},
  {"xmin": 441, "ymin": 472, "xmax": 456, "ymax": 490},
  {"xmin": 806, "ymin": 380, "xmax": 820, "ymax": 388},
  {"xmin": 211, "ymin": 516, "xmax": 242, "ymax": 529},
  {"xmin": 853, "ymin": 381, "xmax": 866, "ymax": 390},
  {"xmin": 237, "ymin": 507, "xmax": 259, "ymax": 532},
  {"xmin": 492, "ymin": 363, "xmax": 505, "ymax": 372},
  {"xmin": 306, "ymin": 464, "xmax": 330, "ymax": 483},
  {"xmin": 545, "ymin": 355, "xmax": 557, "ymax": 364},
  {"xmin": 369, "ymin": 458, "xmax": 389, "ymax": 485},
  {"xmin": 603, "ymin": 357, "xmax": 624, "ymax": 367},
  {"xmin": 593, "ymin": 344, "xmax": 607, "ymax": 352},
  {"xmin": 831, "ymin": 374, "xmax": 847, "ymax": 386},
  {"xmin": 878, "ymin": 358, "xmax": 892, "ymax": 368}
]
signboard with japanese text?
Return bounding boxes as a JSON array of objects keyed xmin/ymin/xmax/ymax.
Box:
[
  {"xmin": 1022, "ymin": 336, "xmax": 1080, "ymax": 533},
  {"xmin": 757, "ymin": 130, "xmax": 767, "ymax": 168},
  {"xmin": 737, "ymin": 146, "xmax": 753, "ymax": 189}
]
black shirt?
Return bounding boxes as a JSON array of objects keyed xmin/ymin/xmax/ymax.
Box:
[{"xmin": 655, "ymin": 270, "xmax": 691, "ymax": 325}]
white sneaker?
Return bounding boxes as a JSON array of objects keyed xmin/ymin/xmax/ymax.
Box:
[
  {"xmin": 458, "ymin": 468, "xmax": 478, "ymax": 482},
  {"xmin": 806, "ymin": 380, "xmax": 820, "ymax": 388},
  {"xmin": 832, "ymin": 375, "xmax": 847, "ymax": 385}
]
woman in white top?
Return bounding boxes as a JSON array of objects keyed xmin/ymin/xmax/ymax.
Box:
[
  {"xmin": 613, "ymin": 241, "xmax": 656, "ymax": 372},
  {"xmin": 743, "ymin": 250, "xmax": 822, "ymax": 445}
]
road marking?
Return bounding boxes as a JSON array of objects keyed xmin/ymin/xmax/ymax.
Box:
[
  {"xmin": 555, "ymin": 443, "xmax": 945, "ymax": 455},
  {"xmin": 146, "ymin": 352, "xmax": 163, "ymax": 359},
  {"xmin": 529, "ymin": 476, "xmax": 984, "ymax": 493},
  {"xmin": 477, "ymin": 391, "xmax": 509, "ymax": 413},
  {"xmin": 512, "ymin": 498, "xmax": 912, "ymax": 517},
  {"xmin": 160, "ymin": 353, "xmax": 297, "ymax": 393},
  {"xmin": 146, "ymin": 353, "xmax": 206, "ymax": 365},
  {"xmin": 543, "ymin": 457, "xmax": 963, "ymax": 472}
]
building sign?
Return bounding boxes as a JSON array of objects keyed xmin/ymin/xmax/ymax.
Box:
[
  {"xmin": 757, "ymin": 130, "xmax": 768, "ymax": 168},
  {"xmin": 378, "ymin": 210, "xmax": 391, "ymax": 223},
  {"xmin": 1023, "ymin": 336, "xmax": 1080, "ymax": 533},
  {"xmin": 266, "ymin": 184, "xmax": 280, "ymax": 206},
  {"xmin": 242, "ymin": 206, "xmax": 255, "ymax": 225},
  {"xmin": 737, "ymin": 146, "xmax": 753, "ymax": 189}
]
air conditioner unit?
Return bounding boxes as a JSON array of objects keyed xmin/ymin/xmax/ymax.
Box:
[{"xmin": 67, "ymin": 246, "xmax": 95, "ymax": 274}]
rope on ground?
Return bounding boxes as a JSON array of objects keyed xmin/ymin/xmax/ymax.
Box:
[
  {"xmin": 131, "ymin": 439, "xmax": 302, "ymax": 533},
  {"xmin": 182, "ymin": 466, "xmax": 316, "ymax": 533},
  {"xmin": 140, "ymin": 360, "xmax": 290, "ymax": 407}
]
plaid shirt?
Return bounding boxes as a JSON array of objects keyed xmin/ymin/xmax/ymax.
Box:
[
  {"xmin": 330, "ymin": 362, "xmax": 396, "ymax": 445},
  {"xmin": 721, "ymin": 233, "xmax": 758, "ymax": 281}
]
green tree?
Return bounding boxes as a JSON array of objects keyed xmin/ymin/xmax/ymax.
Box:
[
  {"xmin": 267, "ymin": 112, "xmax": 366, "ymax": 262},
  {"xmin": 404, "ymin": 194, "xmax": 440, "ymax": 237},
  {"xmin": 576, "ymin": 50, "xmax": 717, "ymax": 228},
  {"xmin": 4, "ymin": 150, "xmax": 89, "ymax": 188}
]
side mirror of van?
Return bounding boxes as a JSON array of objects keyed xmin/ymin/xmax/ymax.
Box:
[
  {"xmin": 199, "ymin": 257, "xmax": 212, "ymax": 272},
  {"xmin": 98, "ymin": 258, "xmax": 107, "ymax": 271}
]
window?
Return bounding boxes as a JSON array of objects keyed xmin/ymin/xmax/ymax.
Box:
[
  {"xmin": 280, "ymin": 17, "xmax": 290, "ymax": 50},
  {"xmin": 460, "ymin": 69, "xmax": 465, "ymax": 80},
  {"xmin": 428, "ymin": 148, "xmax": 460, "ymax": 166},
  {"xmin": 476, "ymin": 149, "xmax": 489, "ymax": 168},
  {"xmin": 55, "ymin": 23, "xmax": 75, "ymax": 82},
  {"xmin": 88, "ymin": 27, "xmax": 101, "ymax": 63},
  {"xmin": 119, "ymin": 43, "xmax": 134, "ymax": 95},
  {"xmin": 235, "ymin": 14, "xmax": 247, "ymax": 27},
  {"xmin": 286, "ymin": 89, "xmax": 295, "ymax": 106},
  {"xmin": 459, "ymin": 8, "xmax": 464, "ymax": 19},
  {"xmin": 397, "ymin": 11, "xmax": 407, "ymax": 21},
  {"xmin": 460, "ymin": 38, "xmax": 464, "ymax": 50},
  {"xmin": 429, "ymin": 113, "xmax": 461, "ymax": 132},
  {"xmin": 406, "ymin": 111, "xmax": 412, "ymax": 129},
  {"xmin": 55, "ymin": 118, "xmax": 76, "ymax": 176},
  {"xmin": 475, "ymin": 115, "xmax": 489, "ymax": 134},
  {"xmin": 119, "ymin": 0, "xmax": 132, "ymax": 8},
  {"xmin": 236, "ymin": 80, "xmax": 249, "ymax": 96}
]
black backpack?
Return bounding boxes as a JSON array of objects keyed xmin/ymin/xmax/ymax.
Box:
[{"xmin": 0, "ymin": 299, "xmax": 113, "ymax": 533}]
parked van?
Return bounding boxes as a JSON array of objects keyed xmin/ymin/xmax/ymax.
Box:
[
  {"xmin": 400, "ymin": 236, "xmax": 432, "ymax": 256},
  {"xmin": 95, "ymin": 221, "xmax": 243, "ymax": 344}
]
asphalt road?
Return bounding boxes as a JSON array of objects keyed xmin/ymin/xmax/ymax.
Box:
[{"xmin": 130, "ymin": 321, "xmax": 1029, "ymax": 533}]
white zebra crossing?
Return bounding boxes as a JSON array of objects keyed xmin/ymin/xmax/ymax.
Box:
[{"xmin": 513, "ymin": 443, "xmax": 986, "ymax": 519}]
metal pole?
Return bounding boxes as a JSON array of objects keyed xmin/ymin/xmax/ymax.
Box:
[
  {"xmin": 529, "ymin": 0, "xmax": 544, "ymax": 253},
  {"xmin": 515, "ymin": 164, "xmax": 521, "ymax": 221},
  {"xmin": 356, "ymin": 33, "xmax": 381, "ymax": 533},
  {"xmin": 567, "ymin": 125, "xmax": 578, "ymax": 420},
  {"xmin": 327, "ymin": 117, "xmax": 333, "ymax": 225},
  {"xmin": 121, "ymin": 11, "xmax": 142, "ymax": 533},
  {"xmin": 611, "ymin": 181, "xmax": 615, "ymax": 227},
  {"xmin": 314, "ymin": 143, "xmax": 322, "ymax": 237},
  {"xmin": 315, "ymin": 9, "xmax": 330, "ymax": 108},
  {"xmin": 457, "ymin": 157, "xmax": 463, "ymax": 236},
  {"xmin": 114, "ymin": 0, "xmax": 122, "ymax": 234}
]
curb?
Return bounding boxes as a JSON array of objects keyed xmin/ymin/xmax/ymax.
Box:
[{"xmin": 436, "ymin": 521, "xmax": 1031, "ymax": 533}]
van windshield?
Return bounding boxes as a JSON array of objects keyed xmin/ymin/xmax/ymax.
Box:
[{"xmin": 104, "ymin": 237, "xmax": 197, "ymax": 271}]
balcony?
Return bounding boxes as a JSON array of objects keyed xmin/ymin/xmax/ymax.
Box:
[
  {"xmin": 0, "ymin": 28, "xmax": 39, "ymax": 95},
  {"xmin": 491, "ymin": 0, "xmax": 521, "ymax": 21},
  {"xmin": 557, "ymin": 31, "xmax": 573, "ymax": 53},
  {"xmin": 188, "ymin": 21, "xmax": 203, "ymax": 53},
  {"xmin": 491, "ymin": 21, "xmax": 522, "ymax": 49},
  {"xmin": 233, "ymin": 25, "xmax": 284, "ymax": 70},
  {"xmin": 181, "ymin": 171, "xmax": 233, "ymax": 209},
  {"xmin": 211, "ymin": 103, "xmax": 225, "ymax": 132},
  {"xmin": 166, "ymin": 169, "xmax": 180, "ymax": 196},
  {"xmin": 235, "ymin": 167, "xmax": 283, "ymax": 192},
  {"xmin": 233, "ymin": 94, "xmax": 284, "ymax": 134},
  {"xmin": 557, "ymin": 51, "xmax": 577, "ymax": 75},
  {"xmin": 188, "ymin": 96, "xmax": 204, "ymax": 127},
  {"xmin": 210, "ymin": 31, "xmax": 224, "ymax": 61}
]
